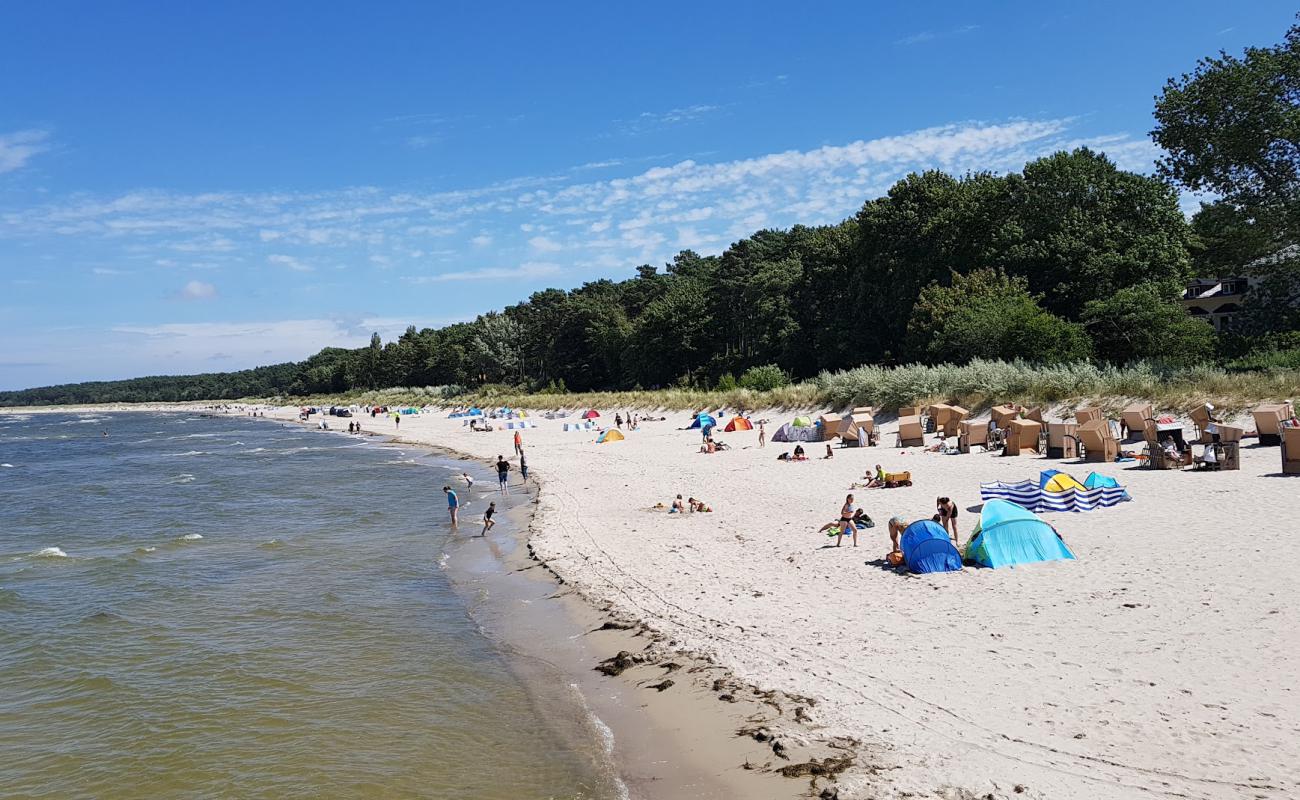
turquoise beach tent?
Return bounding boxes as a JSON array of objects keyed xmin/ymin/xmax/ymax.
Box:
[
  {"xmin": 899, "ymin": 520, "xmax": 962, "ymax": 574},
  {"xmin": 1083, "ymin": 472, "xmax": 1130, "ymax": 499},
  {"xmin": 965, "ymin": 499, "xmax": 1075, "ymax": 569}
]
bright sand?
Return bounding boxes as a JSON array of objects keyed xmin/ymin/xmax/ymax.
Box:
[{"xmin": 226, "ymin": 407, "xmax": 1300, "ymax": 797}]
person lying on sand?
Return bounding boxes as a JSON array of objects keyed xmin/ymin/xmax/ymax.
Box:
[
  {"xmin": 925, "ymin": 433, "xmax": 950, "ymax": 453},
  {"xmin": 823, "ymin": 508, "xmax": 872, "ymax": 533}
]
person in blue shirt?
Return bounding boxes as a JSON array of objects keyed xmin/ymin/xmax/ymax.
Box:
[{"xmin": 443, "ymin": 486, "xmax": 459, "ymax": 527}]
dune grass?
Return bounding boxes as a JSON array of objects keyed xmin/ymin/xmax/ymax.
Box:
[{"xmin": 265, "ymin": 359, "xmax": 1300, "ymax": 417}]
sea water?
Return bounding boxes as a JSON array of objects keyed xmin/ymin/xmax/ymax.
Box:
[{"xmin": 0, "ymin": 411, "xmax": 611, "ymax": 799}]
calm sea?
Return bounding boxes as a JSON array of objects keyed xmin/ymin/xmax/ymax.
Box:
[{"xmin": 0, "ymin": 411, "xmax": 612, "ymax": 799}]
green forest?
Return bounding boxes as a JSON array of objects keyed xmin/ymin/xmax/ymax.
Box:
[{"xmin": 3, "ymin": 20, "xmax": 1297, "ymax": 408}]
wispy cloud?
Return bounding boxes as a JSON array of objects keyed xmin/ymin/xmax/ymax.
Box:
[
  {"xmin": 92, "ymin": 267, "xmax": 131, "ymax": 276},
  {"xmin": 0, "ymin": 130, "xmax": 51, "ymax": 174},
  {"xmin": 0, "ymin": 118, "xmax": 1164, "ymax": 298},
  {"xmin": 267, "ymin": 253, "xmax": 313, "ymax": 272},
  {"xmin": 405, "ymin": 262, "xmax": 562, "ymax": 283},
  {"xmin": 895, "ymin": 24, "xmax": 980, "ymax": 46},
  {"xmin": 613, "ymin": 104, "xmax": 722, "ymax": 136}
]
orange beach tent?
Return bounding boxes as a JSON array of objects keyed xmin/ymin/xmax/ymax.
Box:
[
  {"xmin": 723, "ymin": 417, "xmax": 753, "ymax": 432},
  {"xmin": 582, "ymin": 409, "xmax": 601, "ymax": 419}
]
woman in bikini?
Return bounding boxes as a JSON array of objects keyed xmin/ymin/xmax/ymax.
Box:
[{"xmin": 835, "ymin": 494, "xmax": 857, "ymax": 547}]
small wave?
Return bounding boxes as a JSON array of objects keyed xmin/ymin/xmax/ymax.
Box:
[
  {"xmin": 135, "ymin": 546, "xmax": 157, "ymax": 554},
  {"xmin": 168, "ymin": 450, "xmax": 208, "ymax": 457},
  {"xmin": 166, "ymin": 473, "xmax": 196, "ymax": 485},
  {"xmin": 34, "ymin": 547, "xmax": 68, "ymax": 558},
  {"xmin": 257, "ymin": 539, "xmax": 284, "ymax": 550},
  {"xmin": 243, "ymin": 447, "xmax": 268, "ymax": 454},
  {"xmin": 178, "ymin": 533, "xmax": 204, "ymax": 541},
  {"xmin": 385, "ymin": 458, "xmax": 419, "ymax": 465},
  {"xmin": 1, "ymin": 463, "xmax": 13, "ymax": 468}
]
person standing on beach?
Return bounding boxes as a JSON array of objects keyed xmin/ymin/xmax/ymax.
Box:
[
  {"xmin": 443, "ymin": 486, "xmax": 459, "ymax": 527},
  {"xmin": 758, "ymin": 421, "xmax": 766, "ymax": 447},
  {"xmin": 513, "ymin": 430, "xmax": 523, "ymax": 456},
  {"xmin": 519, "ymin": 450, "xmax": 529, "ymax": 482},
  {"xmin": 482, "ymin": 502, "xmax": 496, "ymax": 536},
  {"xmin": 394, "ymin": 413, "xmax": 401, "ymax": 429},
  {"xmin": 835, "ymin": 494, "xmax": 857, "ymax": 548},
  {"xmin": 615, "ymin": 413, "xmax": 623, "ymax": 430},
  {"xmin": 495, "ymin": 455, "xmax": 511, "ymax": 495}
]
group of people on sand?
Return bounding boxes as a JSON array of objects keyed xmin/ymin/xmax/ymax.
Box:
[
  {"xmin": 822, "ymin": 494, "xmax": 961, "ymax": 553},
  {"xmin": 698, "ymin": 435, "xmax": 730, "ymax": 453},
  {"xmin": 614, "ymin": 412, "xmax": 641, "ymax": 431},
  {"xmin": 777, "ymin": 443, "xmax": 808, "ymax": 461},
  {"xmin": 666, "ymin": 494, "xmax": 711, "ymax": 513}
]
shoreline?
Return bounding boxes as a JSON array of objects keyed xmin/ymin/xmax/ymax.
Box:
[
  {"xmin": 283, "ymin": 414, "xmax": 839, "ymax": 799},
  {"xmin": 7, "ymin": 401, "xmax": 1299, "ymax": 799}
]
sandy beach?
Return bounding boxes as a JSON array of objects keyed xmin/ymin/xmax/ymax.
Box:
[
  {"xmin": 259, "ymin": 403, "xmax": 1298, "ymax": 800},
  {"xmin": 11, "ymin": 401, "xmax": 1297, "ymax": 798}
]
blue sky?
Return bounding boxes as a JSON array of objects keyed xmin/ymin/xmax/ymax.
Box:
[{"xmin": 1, "ymin": 1, "xmax": 1294, "ymax": 389}]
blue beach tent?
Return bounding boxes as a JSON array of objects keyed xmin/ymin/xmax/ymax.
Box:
[
  {"xmin": 965, "ymin": 499, "xmax": 1076, "ymax": 569},
  {"xmin": 899, "ymin": 520, "xmax": 963, "ymax": 574},
  {"xmin": 689, "ymin": 413, "xmax": 716, "ymax": 429}
]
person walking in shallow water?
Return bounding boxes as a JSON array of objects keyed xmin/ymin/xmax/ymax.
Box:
[
  {"xmin": 443, "ymin": 486, "xmax": 459, "ymax": 527},
  {"xmin": 481, "ymin": 502, "xmax": 496, "ymax": 536},
  {"xmin": 495, "ymin": 455, "xmax": 511, "ymax": 495},
  {"xmin": 519, "ymin": 450, "xmax": 529, "ymax": 482}
]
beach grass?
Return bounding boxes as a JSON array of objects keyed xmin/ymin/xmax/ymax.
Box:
[{"xmin": 262, "ymin": 359, "xmax": 1300, "ymax": 417}]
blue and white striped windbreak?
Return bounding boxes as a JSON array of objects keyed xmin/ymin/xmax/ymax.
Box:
[{"xmin": 979, "ymin": 479, "xmax": 1130, "ymax": 512}]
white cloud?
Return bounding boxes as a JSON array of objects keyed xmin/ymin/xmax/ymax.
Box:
[
  {"xmin": 528, "ymin": 235, "xmax": 563, "ymax": 252},
  {"xmin": 0, "ymin": 130, "xmax": 50, "ymax": 174},
  {"xmin": 406, "ymin": 262, "xmax": 562, "ymax": 283},
  {"xmin": 470, "ymin": 234, "xmax": 493, "ymax": 247},
  {"xmin": 92, "ymin": 267, "xmax": 130, "ymax": 276},
  {"xmin": 267, "ymin": 254, "xmax": 313, "ymax": 272},
  {"xmin": 178, "ymin": 280, "xmax": 216, "ymax": 300}
]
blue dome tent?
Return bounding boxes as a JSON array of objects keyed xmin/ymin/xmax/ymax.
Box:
[
  {"xmin": 689, "ymin": 413, "xmax": 716, "ymax": 430},
  {"xmin": 899, "ymin": 520, "xmax": 963, "ymax": 574},
  {"xmin": 1083, "ymin": 472, "xmax": 1130, "ymax": 499},
  {"xmin": 965, "ymin": 499, "xmax": 1076, "ymax": 568}
]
